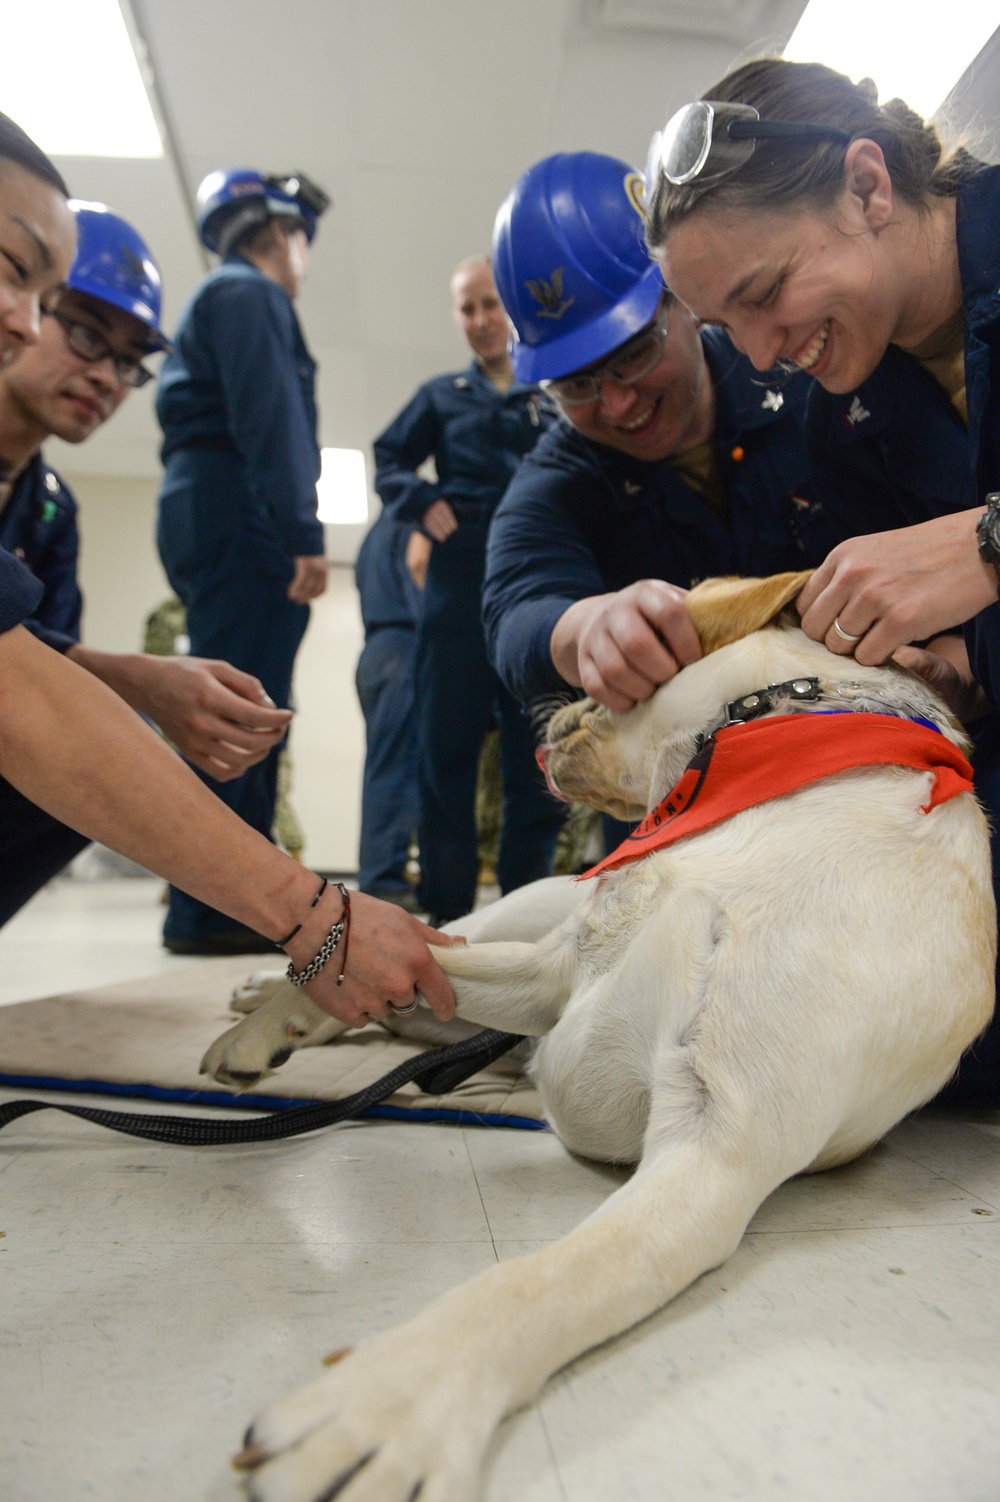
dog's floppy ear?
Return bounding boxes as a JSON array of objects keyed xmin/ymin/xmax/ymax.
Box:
[{"xmin": 686, "ymin": 571, "xmax": 814, "ymax": 656}]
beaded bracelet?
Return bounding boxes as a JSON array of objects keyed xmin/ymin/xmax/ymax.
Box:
[{"xmin": 285, "ymin": 883, "xmax": 352, "ymax": 988}]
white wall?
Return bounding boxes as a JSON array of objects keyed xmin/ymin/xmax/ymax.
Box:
[{"xmin": 62, "ymin": 468, "xmax": 366, "ymax": 872}]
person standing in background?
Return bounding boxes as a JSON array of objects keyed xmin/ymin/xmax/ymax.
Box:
[
  {"xmin": 373, "ymin": 256, "xmax": 564, "ymax": 924},
  {"xmin": 156, "ymin": 168, "xmax": 331, "ymax": 955},
  {"xmin": 354, "ymin": 508, "xmax": 426, "ymax": 913}
]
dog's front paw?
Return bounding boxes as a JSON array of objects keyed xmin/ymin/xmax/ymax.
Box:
[
  {"xmin": 236, "ymin": 1332, "xmax": 498, "ymax": 1502},
  {"xmin": 201, "ymin": 985, "xmax": 343, "ymax": 1088}
]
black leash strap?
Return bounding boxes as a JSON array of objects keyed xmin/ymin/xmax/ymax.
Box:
[{"xmin": 0, "ymin": 1028, "xmax": 524, "ymax": 1146}]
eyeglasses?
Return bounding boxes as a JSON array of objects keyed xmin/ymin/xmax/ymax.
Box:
[
  {"xmin": 45, "ymin": 309, "xmax": 154, "ymax": 389},
  {"xmin": 540, "ymin": 304, "xmax": 670, "ymax": 407},
  {"xmin": 645, "ymin": 101, "xmax": 851, "ymax": 205}
]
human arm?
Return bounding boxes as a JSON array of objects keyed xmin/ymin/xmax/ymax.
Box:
[
  {"xmin": 483, "ymin": 431, "xmax": 702, "ymax": 706},
  {"xmin": 372, "ymin": 385, "xmax": 449, "ymax": 527},
  {"xmin": 0, "ymin": 625, "xmax": 457, "ymax": 1025},
  {"xmin": 64, "ymin": 645, "xmax": 293, "ymax": 780},
  {"xmin": 550, "ymin": 580, "xmax": 702, "ymax": 712},
  {"xmin": 796, "ymin": 508, "xmax": 997, "ymax": 664}
]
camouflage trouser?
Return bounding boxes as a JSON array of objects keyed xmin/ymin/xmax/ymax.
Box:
[{"xmin": 142, "ymin": 597, "xmax": 304, "ymax": 860}]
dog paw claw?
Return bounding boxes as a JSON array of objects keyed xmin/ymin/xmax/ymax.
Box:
[
  {"xmin": 232, "ymin": 1440, "xmax": 268, "ymax": 1471},
  {"xmin": 320, "ymin": 1346, "xmax": 352, "ymax": 1366}
]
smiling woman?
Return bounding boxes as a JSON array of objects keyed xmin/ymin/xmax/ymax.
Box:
[
  {"xmin": 644, "ymin": 55, "xmax": 1000, "ymax": 1100},
  {"xmin": 643, "ymin": 58, "xmax": 993, "ymax": 666},
  {"xmin": 646, "ymin": 62, "xmax": 968, "ymax": 393}
]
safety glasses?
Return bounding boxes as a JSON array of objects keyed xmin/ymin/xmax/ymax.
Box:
[
  {"xmin": 46, "ymin": 309, "xmax": 154, "ymax": 389},
  {"xmin": 540, "ymin": 302, "xmax": 670, "ymax": 407},
  {"xmin": 645, "ymin": 101, "xmax": 851, "ymax": 202},
  {"xmin": 265, "ymin": 172, "xmax": 331, "ymax": 220}
]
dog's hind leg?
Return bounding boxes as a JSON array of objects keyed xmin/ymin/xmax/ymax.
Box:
[{"xmin": 235, "ymin": 1111, "xmax": 796, "ymax": 1502}]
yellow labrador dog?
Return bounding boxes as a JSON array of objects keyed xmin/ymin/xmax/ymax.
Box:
[{"xmin": 208, "ymin": 572, "xmax": 995, "ymax": 1502}]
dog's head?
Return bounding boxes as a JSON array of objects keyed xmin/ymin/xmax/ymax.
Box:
[{"xmin": 538, "ymin": 571, "xmax": 820, "ymax": 820}]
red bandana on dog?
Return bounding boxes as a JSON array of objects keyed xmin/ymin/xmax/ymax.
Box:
[{"xmin": 579, "ymin": 712, "xmax": 974, "ymax": 880}]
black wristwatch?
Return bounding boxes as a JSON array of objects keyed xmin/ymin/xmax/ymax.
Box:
[{"xmin": 976, "ymin": 492, "xmax": 1000, "ymax": 590}]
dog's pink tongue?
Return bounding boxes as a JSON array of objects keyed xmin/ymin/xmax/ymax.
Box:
[{"xmin": 536, "ymin": 743, "xmax": 569, "ymax": 802}]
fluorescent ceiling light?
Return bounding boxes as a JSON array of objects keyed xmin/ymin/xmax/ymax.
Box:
[
  {"xmin": 4, "ymin": 0, "xmax": 161, "ymax": 158},
  {"xmin": 317, "ymin": 448, "xmax": 370, "ymax": 525},
  {"xmin": 784, "ymin": 0, "xmax": 999, "ymax": 119}
]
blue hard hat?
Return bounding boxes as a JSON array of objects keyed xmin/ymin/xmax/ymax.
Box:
[
  {"xmin": 492, "ymin": 151, "xmax": 665, "ymax": 383},
  {"xmin": 196, "ymin": 168, "xmax": 330, "ymax": 256},
  {"xmin": 67, "ymin": 201, "xmax": 171, "ymax": 352}
]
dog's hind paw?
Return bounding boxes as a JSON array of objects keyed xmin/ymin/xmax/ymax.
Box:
[{"xmin": 236, "ymin": 1332, "xmax": 494, "ymax": 1502}]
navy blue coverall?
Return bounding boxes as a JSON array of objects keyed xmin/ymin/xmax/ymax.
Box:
[
  {"xmin": 374, "ymin": 363, "xmax": 564, "ymax": 920},
  {"xmin": 0, "ymin": 460, "xmax": 91, "ymax": 924},
  {"xmin": 354, "ymin": 511, "xmax": 422, "ymax": 899},
  {"xmin": 0, "ymin": 545, "xmax": 44, "ymax": 632},
  {"xmin": 484, "ymin": 332, "xmax": 846, "ymax": 707},
  {"xmin": 156, "ymin": 253, "xmax": 324, "ymax": 943},
  {"xmin": 804, "ymin": 162, "xmax": 1000, "ymax": 1101}
]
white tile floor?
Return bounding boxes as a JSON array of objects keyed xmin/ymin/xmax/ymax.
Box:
[{"xmin": 2, "ymin": 880, "xmax": 1000, "ymax": 1502}]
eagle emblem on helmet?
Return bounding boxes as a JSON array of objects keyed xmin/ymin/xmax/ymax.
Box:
[{"xmin": 525, "ymin": 266, "xmax": 575, "ymax": 320}]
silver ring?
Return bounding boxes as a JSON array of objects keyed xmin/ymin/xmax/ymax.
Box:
[
  {"xmin": 388, "ymin": 997, "xmax": 419, "ymax": 1017},
  {"xmin": 832, "ymin": 617, "xmax": 864, "ymax": 643}
]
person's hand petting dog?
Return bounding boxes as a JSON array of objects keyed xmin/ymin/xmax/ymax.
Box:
[
  {"xmin": 797, "ymin": 511, "xmax": 999, "ymax": 665},
  {"xmin": 550, "ymin": 579, "xmax": 702, "ymax": 711}
]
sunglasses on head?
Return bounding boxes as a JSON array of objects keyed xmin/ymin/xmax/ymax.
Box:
[{"xmin": 645, "ymin": 100, "xmax": 851, "ymax": 204}]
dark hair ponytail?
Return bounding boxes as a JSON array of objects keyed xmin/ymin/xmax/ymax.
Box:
[{"xmin": 646, "ymin": 58, "xmax": 974, "ymax": 251}]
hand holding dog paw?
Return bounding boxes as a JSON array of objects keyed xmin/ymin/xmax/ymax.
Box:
[{"xmin": 298, "ymin": 892, "xmax": 460, "ymax": 1027}]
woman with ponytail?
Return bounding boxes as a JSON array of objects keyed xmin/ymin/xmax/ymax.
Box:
[{"xmin": 646, "ymin": 59, "xmax": 1000, "ymax": 1098}]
